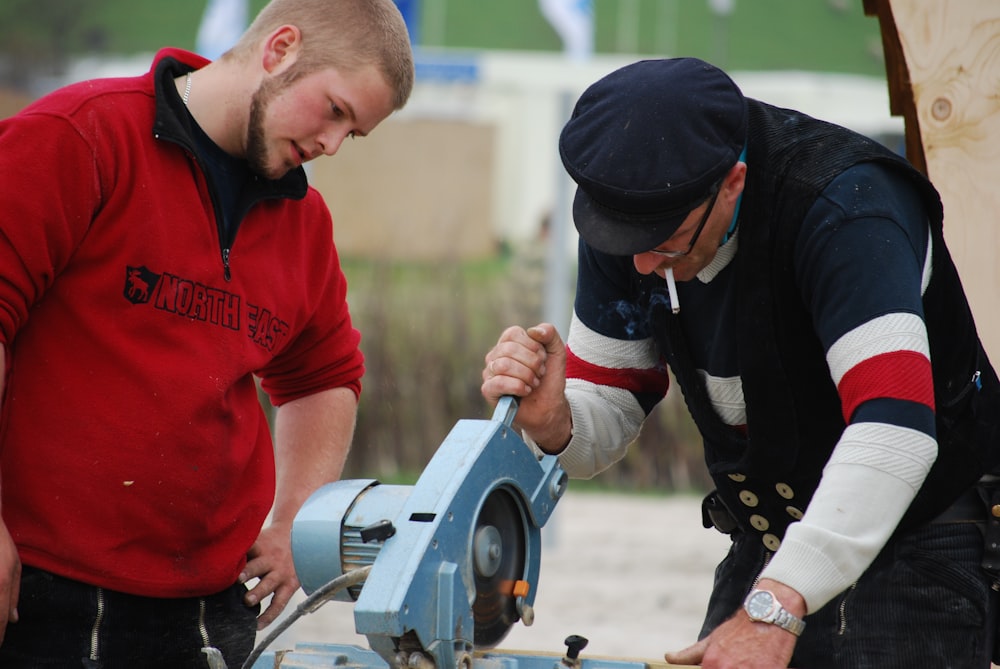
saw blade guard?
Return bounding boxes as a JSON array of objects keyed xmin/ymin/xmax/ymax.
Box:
[
  {"xmin": 470, "ymin": 485, "xmax": 528, "ymax": 648},
  {"xmin": 290, "ymin": 396, "xmax": 568, "ymax": 669}
]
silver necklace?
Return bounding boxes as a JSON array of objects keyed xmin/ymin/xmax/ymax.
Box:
[{"xmin": 182, "ymin": 72, "xmax": 192, "ymax": 106}]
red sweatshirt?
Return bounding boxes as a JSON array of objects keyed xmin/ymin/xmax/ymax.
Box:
[{"xmin": 0, "ymin": 49, "xmax": 364, "ymax": 597}]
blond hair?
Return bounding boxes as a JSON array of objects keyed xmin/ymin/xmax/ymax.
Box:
[{"xmin": 229, "ymin": 0, "xmax": 414, "ymax": 109}]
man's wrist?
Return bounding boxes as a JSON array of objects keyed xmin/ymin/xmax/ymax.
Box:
[{"xmin": 528, "ymin": 402, "xmax": 573, "ymax": 454}]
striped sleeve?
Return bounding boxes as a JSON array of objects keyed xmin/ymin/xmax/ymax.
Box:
[
  {"xmin": 557, "ymin": 313, "xmax": 666, "ymax": 478},
  {"xmin": 555, "ymin": 241, "xmax": 672, "ymax": 478},
  {"xmin": 565, "ymin": 312, "xmax": 668, "ymax": 398},
  {"xmin": 829, "ymin": 312, "xmax": 935, "ymax": 425},
  {"xmin": 763, "ymin": 164, "xmax": 940, "ymax": 612}
]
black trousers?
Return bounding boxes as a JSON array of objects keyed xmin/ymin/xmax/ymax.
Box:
[
  {"xmin": 0, "ymin": 566, "xmax": 260, "ymax": 668},
  {"xmin": 701, "ymin": 521, "xmax": 998, "ymax": 668}
]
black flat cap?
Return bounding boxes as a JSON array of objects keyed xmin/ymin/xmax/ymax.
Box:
[{"xmin": 559, "ymin": 58, "xmax": 747, "ymax": 256}]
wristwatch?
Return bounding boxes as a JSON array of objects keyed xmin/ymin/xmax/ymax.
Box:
[{"xmin": 743, "ymin": 588, "xmax": 806, "ymax": 636}]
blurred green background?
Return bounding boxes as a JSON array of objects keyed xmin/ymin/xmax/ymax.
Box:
[{"xmin": 0, "ymin": 0, "xmax": 884, "ymax": 80}]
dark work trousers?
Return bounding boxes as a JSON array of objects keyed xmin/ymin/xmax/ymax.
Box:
[
  {"xmin": 0, "ymin": 566, "xmax": 260, "ymax": 668},
  {"xmin": 700, "ymin": 519, "xmax": 999, "ymax": 668}
]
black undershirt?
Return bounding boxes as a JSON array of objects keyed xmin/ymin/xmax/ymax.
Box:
[{"xmin": 189, "ymin": 117, "xmax": 250, "ymax": 241}]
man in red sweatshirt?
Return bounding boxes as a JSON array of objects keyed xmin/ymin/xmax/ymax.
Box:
[{"xmin": 0, "ymin": 0, "xmax": 413, "ymax": 665}]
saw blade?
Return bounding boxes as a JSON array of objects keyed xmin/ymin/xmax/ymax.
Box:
[{"xmin": 472, "ymin": 487, "xmax": 526, "ymax": 648}]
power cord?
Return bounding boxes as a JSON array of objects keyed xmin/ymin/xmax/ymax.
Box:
[{"xmin": 241, "ymin": 565, "xmax": 373, "ymax": 669}]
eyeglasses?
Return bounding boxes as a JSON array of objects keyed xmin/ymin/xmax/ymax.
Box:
[{"xmin": 645, "ymin": 182, "xmax": 721, "ymax": 259}]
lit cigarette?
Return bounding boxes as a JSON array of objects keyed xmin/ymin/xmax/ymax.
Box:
[{"xmin": 665, "ymin": 267, "xmax": 680, "ymax": 314}]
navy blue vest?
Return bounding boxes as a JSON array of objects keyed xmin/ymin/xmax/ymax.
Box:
[{"xmin": 649, "ymin": 100, "xmax": 1000, "ymax": 544}]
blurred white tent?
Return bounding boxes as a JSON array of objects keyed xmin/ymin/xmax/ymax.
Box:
[
  {"xmin": 195, "ymin": 0, "xmax": 248, "ymax": 61},
  {"xmin": 539, "ymin": 0, "xmax": 594, "ymax": 62}
]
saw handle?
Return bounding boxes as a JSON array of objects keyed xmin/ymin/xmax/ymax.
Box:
[{"xmin": 492, "ymin": 395, "xmax": 520, "ymax": 426}]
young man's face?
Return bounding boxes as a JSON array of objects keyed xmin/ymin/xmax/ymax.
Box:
[{"xmin": 246, "ymin": 64, "xmax": 395, "ymax": 180}]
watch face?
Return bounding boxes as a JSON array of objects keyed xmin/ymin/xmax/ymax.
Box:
[{"xmin": 746, "ymin": 591, "xmax": 775, "ymax": 619}]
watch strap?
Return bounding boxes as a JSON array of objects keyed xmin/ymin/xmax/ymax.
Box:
[{"xmin": 771, "ymin": 605, "xmax": 806, "ymax": 636}]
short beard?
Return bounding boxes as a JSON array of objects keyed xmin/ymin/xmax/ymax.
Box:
[{"xmin": 246, "ymin": 68, "xmax": 303, "ymax": 179}]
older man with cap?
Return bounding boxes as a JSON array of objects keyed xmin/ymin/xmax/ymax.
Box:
[{"xmin": 481, "ymin": 57, "xmax": 1000, "ymax": 668}]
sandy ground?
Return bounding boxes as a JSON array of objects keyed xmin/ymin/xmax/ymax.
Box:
[{"xmin": 255, "ymin": 491, "xmax": 732, "ymax": 665}]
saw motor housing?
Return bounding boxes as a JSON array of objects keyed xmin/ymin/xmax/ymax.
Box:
[{"xmin": 291, "ymin": 397, "xmax": 568, "ymax": 669}]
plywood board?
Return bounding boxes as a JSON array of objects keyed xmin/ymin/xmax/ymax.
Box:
[{"xmin": 878, "ymin": 0, "xmax": 1000, "ymax": 359}]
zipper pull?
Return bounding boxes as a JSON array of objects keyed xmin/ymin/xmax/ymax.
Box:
[
  {"xmin": 198, "ymin": 597, "xmax": 229, "ymax": 668},
  {"xmin": 222, "ymin": 248, "xmax": 232, "ymax": 282},
  {"xmin": 201, "ymin": 646, "xmax": 228, "ymax": 668}
]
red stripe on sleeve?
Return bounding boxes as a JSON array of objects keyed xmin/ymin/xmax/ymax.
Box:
[
  {"xmin": 565, "ymin": 347, "xmax": 669, "ymax": 397},
  {"xmin": 837, "ymin": 350, "xmax": 935, "ymax": 422}
]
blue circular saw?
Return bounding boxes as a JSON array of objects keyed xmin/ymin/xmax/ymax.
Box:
[{"xmin": 290, "ymin": 396, "xmax": 568, "ymax": 669}]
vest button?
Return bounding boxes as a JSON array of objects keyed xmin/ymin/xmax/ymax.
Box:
[
  {"xmin": 786, "ymin": 506, "xmax": 804, "ymax": 520},
  {"xmin": 750, "ymin": 514, "xmax": 770, "ymax": 531},
  {"xmin": 992, "ymin": 504, "xmax": 1000, "ymax": 518},
  {"xmin": 775, "ymin": 483, "xmax": 794, "ymax": 499},
  {"xmin": 728, "ymin": 473, "xmax": 747, "ymax": 482},
  {"xmin": 739, "ymin": 490, "xmax": 759, "ymax": 507},
  {"xmin": 762, "ymin": 533, "xmax": 781, "ymax": 551}
]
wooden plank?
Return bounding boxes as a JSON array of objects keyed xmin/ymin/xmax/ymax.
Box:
[
  {"xmin": 869, "ymin": 0, "xmax": 1000, "ymax": 360},
  {"xmin": 479, "ymin": 648, "xmax": 698, "ymax": 669}
]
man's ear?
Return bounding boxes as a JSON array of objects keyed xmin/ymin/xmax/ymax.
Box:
[
  {"xmin": 261, "ymin": 25, "xmax": 302, "ymax": 74},
  {"xmin": 723, "ymin": 161, "xmax": 747, "ymax": 203}
]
